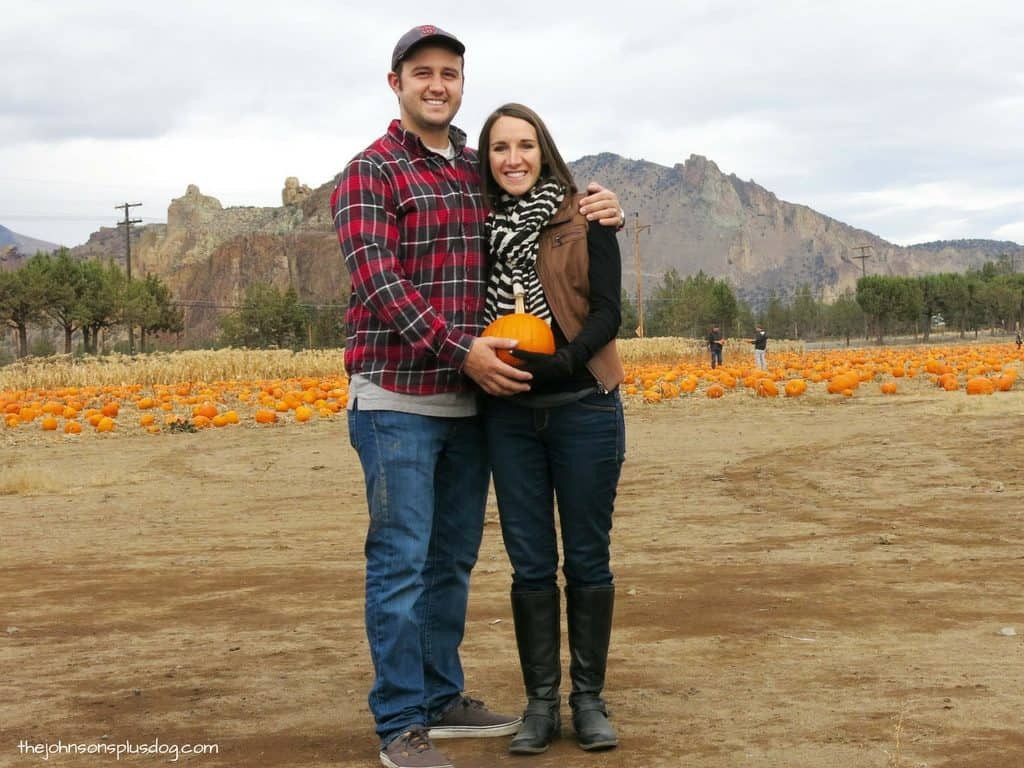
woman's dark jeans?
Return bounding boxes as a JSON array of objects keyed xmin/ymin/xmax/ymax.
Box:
[{"xmin": 484, "ymin": 390, "xmax": 625, "ymax": 592}]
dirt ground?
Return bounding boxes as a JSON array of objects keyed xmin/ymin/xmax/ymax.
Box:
[{"xmin": 3, "ymin": 388, "xmax": 1024, "ymax": 768}]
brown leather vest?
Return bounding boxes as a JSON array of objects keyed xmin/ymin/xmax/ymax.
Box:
[{"xmin": 535, "ymin": 193, "xmax": 625, "ymax": 393}]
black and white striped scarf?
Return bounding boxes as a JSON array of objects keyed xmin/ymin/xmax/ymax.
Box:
[{"xmin": 483, "ymin": 178, "xmax": 565, "ymax": 324}]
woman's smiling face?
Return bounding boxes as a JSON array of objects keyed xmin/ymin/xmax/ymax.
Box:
[{"xmin": 487, "ymin": 116, "xmax": 542, "ymax": 197}]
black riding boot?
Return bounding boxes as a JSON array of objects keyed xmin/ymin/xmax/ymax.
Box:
[
  {"xmin": 566, "ymin": 585, "xmax": 618, "ymax": 751},
  {"xmin": 509, "ymin": 589, "xmax": 562, "ymax": 754}
]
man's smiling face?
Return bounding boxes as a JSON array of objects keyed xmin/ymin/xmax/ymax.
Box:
[{"xmin": 389, "ymin": 45, "xmax": 464, "ymax": 144}]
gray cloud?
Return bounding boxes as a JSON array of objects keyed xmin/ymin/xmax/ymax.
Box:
[{"xmin": 2, "ymin": 0, "xmax": 1022, "ymax": 247}]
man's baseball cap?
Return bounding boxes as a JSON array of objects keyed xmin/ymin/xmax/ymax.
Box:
[{"xmin": 391, "ymin": 25, "xmax": 465, "ymax": 71}]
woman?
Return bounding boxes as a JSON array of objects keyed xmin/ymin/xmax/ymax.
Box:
[{"xmin": 478, "ymin": 103, "xmax": 625, "ymax": 754}]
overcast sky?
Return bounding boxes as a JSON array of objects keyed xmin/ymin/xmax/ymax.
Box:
[{"xmin": 2, "ymin": 0, "xmax": 1022, "ymax": 249}]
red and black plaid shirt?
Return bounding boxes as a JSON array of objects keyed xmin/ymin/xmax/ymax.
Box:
[{"xmin": 331, "ymin": 120, "xmax": 487, "ymax": 395}]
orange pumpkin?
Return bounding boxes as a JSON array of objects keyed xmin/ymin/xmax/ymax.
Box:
[
  {"xmin": 994, "ymin": 375, "xmax": 1014, "ymax": 392},
  {"xmin": 255, "ymin": 409, "xmax": 278, "ymax": 424},
  {"xmin": 194, "ymin": 402, "xmax": 218, "ymax": 419},
  {"xmin": 480, "ymin": 291, "xmax": 555, "ymax": 366},
  {"xmin": 965, "ymin": 377, "xmax": 994, "ymax": 396},
  {"xmin": 784, "ymin": 379, "xmax": 807, "ymax": 397}
]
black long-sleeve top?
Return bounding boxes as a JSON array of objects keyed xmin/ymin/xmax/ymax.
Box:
[{"xmin": 527, "ymin": 220, "xmax": 622, "ymax": 397}]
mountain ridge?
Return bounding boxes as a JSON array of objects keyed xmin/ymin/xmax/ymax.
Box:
[
  {"xmin": 1, "ymin": 157, "xmax": 1013, "ymax": 343},
  {"xmin": 567, "ymin": 153, "xmax": 1022, "ymax": 308},
  {"xmin": 0, "ymin": 224, "xmax": 59, "ymax": 268}
]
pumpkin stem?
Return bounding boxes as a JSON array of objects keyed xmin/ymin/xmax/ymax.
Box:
[{"xmin": 512, "ymin": 283, "xmax": 526, "ymax": 315}]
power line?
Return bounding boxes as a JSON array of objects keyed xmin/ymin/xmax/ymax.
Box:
[
  {"xmin": 0, "ymin": 213, "xmax": 164, "ymax": 222},
  {"xmin": 0, "ymin": 175, "xmax": 181, "ymax": 190},
  {"xmin": 170, "ymin": 299, "xmax": 347, "ymax": 311}
]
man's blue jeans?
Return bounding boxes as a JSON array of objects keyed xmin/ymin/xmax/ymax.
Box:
[
  {"xmin": 347, "ymin": 405, "xmax": 489, "ymax": 744},
  {"xmin": 483, "ymin": 391, "xmax": 625, "ymax": 592}
]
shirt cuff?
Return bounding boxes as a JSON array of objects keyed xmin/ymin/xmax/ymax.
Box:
[{"xmin": 439, "ymin": 328, "xmax": 475, "ymax": 369}]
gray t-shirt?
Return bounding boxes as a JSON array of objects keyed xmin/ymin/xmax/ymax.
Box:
[{"xmin": 347, "ymin": 374, "xmax": 477, "ymax": 417}]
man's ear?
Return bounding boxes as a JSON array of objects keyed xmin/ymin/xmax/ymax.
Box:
[{"xmin": 387, "ymin": 71, "xmax": 401, "ymax": 95}]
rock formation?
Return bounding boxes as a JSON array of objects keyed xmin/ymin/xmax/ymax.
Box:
[
  {"xmin": 70, "ymin": 182, "xmax": 342, "ymax": 343},
  {"xmin": 570, "ymin": 153, "xmax": 1022, "ymax": 307},
  {"xmin": 55, "ymin": 157, "xmax": 1021, "ymax": 344},
  {"xmin": 282, "ymin": 177, "xmax": 313, "ymax": 206}
]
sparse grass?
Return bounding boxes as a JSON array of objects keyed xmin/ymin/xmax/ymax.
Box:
[
  {"xmin": 0, "ymin": 465, "xmax": 65, "ymax": 496},
  {"xmin": 882, "ymin": 699, "xmax": 930, "ymax": 768},
  {"xmin": 0, "ymin": 349, "xmax": 347, "ymax": 390},
  {"xmin": 0, "ymin": 461, "xmax": 121, "ymax": 495},
  {"xmin": 618, "ymin": 336, "xmax": 805, "ymax": 365},
  {"xmin": 885, "ymin": 701, "xmax": 907, "ymax": 767}
]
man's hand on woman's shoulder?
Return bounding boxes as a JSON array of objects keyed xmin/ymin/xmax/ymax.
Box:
[{"xmin": 579, "ymin": 182, "xmax": 625, "ymax": 227}]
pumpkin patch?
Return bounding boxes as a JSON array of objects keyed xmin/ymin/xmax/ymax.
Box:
[{"xmin": 1, "ymin": 341, "xmax": 1022, "ymax": 441}]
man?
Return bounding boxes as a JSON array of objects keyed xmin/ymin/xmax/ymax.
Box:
[
  {"xmin": 331, "ymin": 25, "xmax": 624, "ymax": 768},
  {"xmin": 750, "ymin": 325, "xmax": 768, "ymax": 370},
  {"xmin": 707, "ymin": 324, "xmax": 725, "ymax": 369}
]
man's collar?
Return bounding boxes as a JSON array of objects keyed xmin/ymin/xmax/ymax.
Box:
[{"xmin": 388, "ymin": 119, "xmax": 467, "ymax": 157}]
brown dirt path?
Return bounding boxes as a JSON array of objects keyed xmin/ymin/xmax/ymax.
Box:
[{"xmin": 2, "ymin": 389, "xmax": 1024, "ymax": 767}]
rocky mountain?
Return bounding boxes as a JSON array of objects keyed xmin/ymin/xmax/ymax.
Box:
[
  {"xmin": 70, "ymin": 180, "xmax": 341, "ymax": 343},
  {"xmin": 570, "ymin": 153, "xmax": 1023, "ymax": 308},
  {"xmin": 55, "ymin": 157, "xmax": 1022, "ymax": 344},
  {"xmin": 0, "ymin": 224, "xmax": 59, "ymax": 270}
]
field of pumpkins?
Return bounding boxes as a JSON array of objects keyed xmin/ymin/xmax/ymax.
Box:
[
  {"xmin": 2, "ymin": 340, "xmax": 1023, "ymax": 440},
  {"xmin": 621, "ymin": 340, "xmax": 1024, "ymax": 403}
]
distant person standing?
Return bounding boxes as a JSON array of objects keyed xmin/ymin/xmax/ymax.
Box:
[
  {"xmin": 707, "ymin": 325, "xmax": 725, "ymax": 369},
  {"xmin": 750, "ymin": 325, "xmax": 768, "ymax": 370},
  {"xmin": 1016, "ymin": 330, "xmax": 1022, "ymax": 350}
]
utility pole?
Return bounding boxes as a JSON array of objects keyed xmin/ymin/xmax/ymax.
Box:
[
  {"xmin": 853, "ymin": 244, "xmax": 873, "ymax": 342},
  {"xmin": 852, "ymin": 244, "xmax": 873, "ymax": 279},
  {"xmin": 116, "ymin": 202, "xmax": 143, "ymax": 355},
  {"xmin": 627, "ymin": 212, "xmax": 652, "ymax": 337}
]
